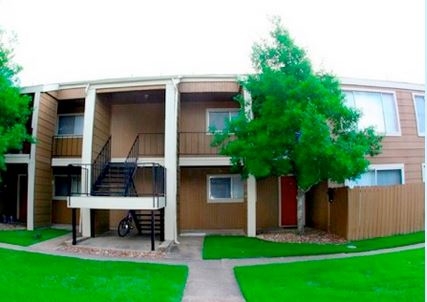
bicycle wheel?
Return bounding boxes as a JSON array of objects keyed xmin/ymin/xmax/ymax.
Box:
[{"xmin": 117, "ymin": 218, "xmax": 131, "ymax": 237}]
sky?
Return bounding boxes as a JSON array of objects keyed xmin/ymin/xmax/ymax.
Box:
[{"xmin": 0, "ymin": 0, "xmax": 424, "ymax": 86}]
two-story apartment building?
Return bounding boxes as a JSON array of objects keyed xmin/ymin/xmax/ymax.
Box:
[{"xmin": 1, "ymin": 75, "xmax": 424, "ymax": 244}]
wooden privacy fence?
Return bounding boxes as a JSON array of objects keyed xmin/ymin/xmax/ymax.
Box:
[{"xmin": 307, "ymin": 183, "xmax": 425, "ymax": 240}]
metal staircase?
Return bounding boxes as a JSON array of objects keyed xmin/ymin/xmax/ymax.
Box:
[
  {"xmin": 130, "ymin": 209, "xmax": 165, "ymax": 241},
  {"xmin": 92, "ymin": 163, "xmax": 137, "ymax": 196}
]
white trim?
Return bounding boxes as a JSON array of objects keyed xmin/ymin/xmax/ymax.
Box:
[
  {"xmin": 343, "ymin": 89, "xmax": 401, "ymax": 136},
  {"xmin": 5, "ymin": 154, "xmax": 30, "ymax": 164},
  {"xmin": 27, "ymin": 91, "xmax": 41, "ymax": 230},
  {"xmin": 340, "ymin": 77, "xmax": 425, "ymax": 91},
  {"xmin": 412, "ymin": 93, "xmax": 425, "ymax": 136},
  {"xmin": 179, "ymin": 156, "xmax": 231, "ymax": 166},
  {"xmin": 346, "ymin": 163, "xmax": 405, "ymax": 188},
  {"xmin": 207, "ymin": 174, "xmax": 244, "ymax": 203},
  {"xmin": 80, "ymin": 88, "xmax": 96, "ymax": 237},
  {"xmin": 247, "ymin": 175, "xmax": 256, "ymax": 237},
  {"xmin": 51, "ymin": 158, "xmax": 83, "ymax": 167},
  {"xmin": 164, "ymin": 80, "xmax": 179, "ymax": 242},
  {"xmin": 68, "ymin": 196, "xmax": 166, "ymax": 210},
  {"xmin": 421, "ymin": 163, "xmax": 425, "ymax": 183},
  {"xmin": 206, "ymin": 108, "xmax": 239, "ymax": 132},
  {"xmin": 110, "ymin": 157, "xmax": 165, "ymax": 166}
]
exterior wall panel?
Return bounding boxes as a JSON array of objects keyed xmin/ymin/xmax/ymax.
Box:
[
  {"xmin": 256, "ymin": 177, "xmax": 279, "ymax": 229},
  {"xmin": 33, "ymin": 93, "xmax": 57, "ymax": 227},
  {"xmin": 92, "ymin": 95, "xmax": 111, "ymax": 160},
  {"xmin": 179, "ymin": 167, "xmax": 246, "ymax": 231}
]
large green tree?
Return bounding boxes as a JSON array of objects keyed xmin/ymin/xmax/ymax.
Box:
[
  {"xmin": 213, "ymin": 20, "xmax": 382, "ymax": 233},
  {"xmin": 0, "ymin": 31, "xmax": 32, "ymax": 170}
]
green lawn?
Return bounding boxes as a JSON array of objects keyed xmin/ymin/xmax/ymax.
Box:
[
  {"xmin": 235, "ymin": 248, "xmax": 424, "ymax": 301},
  {"xmin": 0, "ymin": 248, "xmax": 188, "ymax": 302},
  {"xmin": 203, "ymin": 231, "xmax": 425, "ymax": 259},
  {"xmin": 0, "ymin": 228, "xmax": 70, "ymax": 246}
]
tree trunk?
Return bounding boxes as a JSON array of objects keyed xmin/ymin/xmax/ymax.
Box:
[{"xmin": 297, "ymin": 188, "xmax": 305, "ymax": 234}]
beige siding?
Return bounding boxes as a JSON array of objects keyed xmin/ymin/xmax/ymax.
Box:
[
  {"xmin": 52, "ymin": 200, "xmax": 80, "ymax": 224},
  {"xmin": 110, "ymin": 102, "xmax": 165, "ymax": 157},
  {"xmin": 34, "ymin": 93, "xmax": 57, "ymax": 226},
  {"xmin": 256, "ymin": 177, "xmax": 279, "ymax": 229},
  {"xmin": 92, "ymin": 95, "xmax": 111, "ymax": 160},
  {"xmin": 179, "ymin": 167, "xmax": 246, "ymax": 231},
  {"xmin": 343, "ymin": 85, "xmax": 424, "ymax": 183},
  {"xmin": 179, "ymin": 81, "xmax": 240, "ymax": 93}
]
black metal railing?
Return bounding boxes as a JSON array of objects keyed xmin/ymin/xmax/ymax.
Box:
[
  {"xmin": 91, "ymin": 136, "xmax": 111, "ymax": 192},
  {"xmin": 179, "ymin": 132, "xmax": 225, "ymax": 156},
  {"xmin": 139, "ymin": 163, "xmax": 166, "ymax": 208},
  {"xmin": 124, "ymin": 135, "xmax": 139, "ymax": 196}
]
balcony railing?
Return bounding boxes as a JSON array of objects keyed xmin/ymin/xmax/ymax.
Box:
[
  {"xmin": 52, "ymin": 135, "xmax": 83, "ymax": 157},
  {"xmin": 179, "ymin": 132, "xmax": 222, "ymax": 156},
  {"xmin": 138, "ymin": 133, "xmax": 165, "ymax": 157}
]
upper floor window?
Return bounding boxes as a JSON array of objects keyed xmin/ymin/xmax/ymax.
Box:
[
  {"xmin": 344, "ymin": 91, "xmax": 400, "ymax": 136},
  {"xmin": 207, "ymin": 109, "xmax": 239, "ymax": 132},
  {"xmin": 413, "ymin": 94, "xmax": 425, "ymax": 136},
  {"xmin": 207, "ymin": 174, "xmax": 244, "ymax": 203},
  {"xmin": 346, "ymin": 164, "xmax": 404, "ymax": 188},
  {"xmin": 57, "ymin": 114, "xmax": 84, "ymax": 136}
]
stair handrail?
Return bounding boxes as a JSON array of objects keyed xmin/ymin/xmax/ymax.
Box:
[
  {"xmin": 91, "ymin": 136, "xmax": 111, "ymax": 192},
  {"xmin": 124, "ymin": 134, "xmax": 139, "ymax": 196}
]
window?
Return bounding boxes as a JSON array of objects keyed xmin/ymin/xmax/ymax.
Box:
[
  {"xmin": 54, "ymin": 175, "xmax": 81, "ymax": 197},
  {"xmin": 346, "ymin": 165, "xmax": 404, "ymax": 187},
  {"xmin": 208, "ymin": 174, "xmax": 244, "ymax": 202},
  {"xmin": 344, "ymin": 90, "xmax": 400, "ymax": 135},
  {"xmin": 57, "ymin": 114, "xmax": 84, "ymax": 136},
  {"xmin": 413, "ymin": 94, "xmax": 425, "ymax": 136},
  {"xmin": 207, "ymin": 109, "xmax": 239, "ymax": 132}
]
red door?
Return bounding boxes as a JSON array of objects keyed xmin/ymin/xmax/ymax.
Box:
[{"xmin": 280, "ymin": 176, "xmax": 297, "ymax": 226}]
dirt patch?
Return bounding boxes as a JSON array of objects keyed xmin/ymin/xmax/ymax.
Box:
[
  {"xmin": 57, "ymin": 245, "xmax": 167, "ymax": 259},
  {"xmin": 257, "ymin": 228, "xmax": 347, "ymax": 244}
]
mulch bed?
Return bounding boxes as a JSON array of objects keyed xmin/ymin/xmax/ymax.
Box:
[{"xmin": 257, "ymin": 228, "xmax": 347, "ymax": 244}]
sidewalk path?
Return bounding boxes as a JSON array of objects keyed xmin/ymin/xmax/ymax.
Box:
[{"xmin": 0, "ymin": 234, "xmax": 424, "ymax": 302}]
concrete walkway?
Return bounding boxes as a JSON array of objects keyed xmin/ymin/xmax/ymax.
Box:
[{"xmin": 0, "ymin": 234, "xmax": 424, "ymax": 302}]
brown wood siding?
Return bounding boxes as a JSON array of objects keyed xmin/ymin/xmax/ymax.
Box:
[
  {"xmin": 179, "ymin": 81, "xmax": 240, "ymax": 93},
  {"xmin": 92, "ymin": 95, "xmax": 111, "ymax": 160},
  {"xmin": 50, "ymin": 88, "xmax": 86, "ymax": 100},
  {"xmin": 343, "ymin": 85, "xmax": 424, "ymax": 184},
  {"xmin": 52, "ymin": 137, "xmax": 82, "ymax": 157},
  {"xmin": 34, "ymin": 93, "xmax": 57, "ymax": 226},
  {"xmin": 51, "ymin": 200, "xmax": 80, "ymax": 224},
  {"xmin": 256, "ymin": 177, "xmax": 279, "ymax": 229},
  {"xmin": 345, "ymin": 184, "xmax": 424, "ymax": 240},
  {"xmin": 180, "ymin": 98, "xmax": 239, "ymax": 155},
  {"xmin": 179, "ymin": 167, "xmax": 246, "ymax": 231},
  {"xmin": 93, "ymin": 210, "xmax": 110, "ymax": 235},
  {"xmin": 111, "ymin": 102, "xmax": 165, "ymax": 157}
]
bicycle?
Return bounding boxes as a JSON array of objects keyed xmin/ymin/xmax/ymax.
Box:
[{"xmin": 117, "ymin": 211, "xmax": 134, "ymax": 237}]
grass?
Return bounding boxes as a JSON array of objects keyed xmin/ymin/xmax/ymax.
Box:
[
  {"xmin": 0, "ymin": 248, "xmax": 188, "ymax": 302},
  {"xmin": 0, "ymin": 228, "xmax": 70, "ymax": 246},
  {"xmin": 235, "ymin": 248, "xmax": 424, "ymax": 301},
  {"xmin": 203, "ymin": 231, "xmax": 424, "ymax": 259}
]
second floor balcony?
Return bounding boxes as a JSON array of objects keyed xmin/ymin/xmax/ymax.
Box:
[{"xmin": 52, "ymin": 135, "xmax": 83, "ymax": 157}]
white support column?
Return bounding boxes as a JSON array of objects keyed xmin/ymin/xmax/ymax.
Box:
[
  {"xmin": 26, "ymin": 91, "xmax": 41, "ymax": 230},
  {"xmin": 164, "ymin": 79, "xmax": 179, "ymax": 241},
  {"xmin": 247, "ymin": 175, "xmax": 257, "ymax": 237},
  {"xmin": 80, "ymin": 87, "xmax": 96, "ymax": 237}
]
